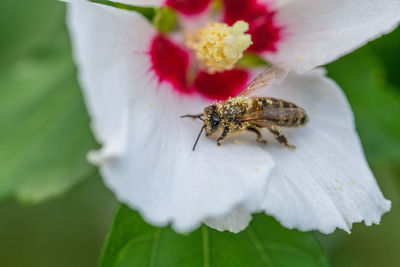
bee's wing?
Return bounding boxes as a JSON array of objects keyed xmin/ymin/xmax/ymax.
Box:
[
  {"xmin": 237, "ymin": 65, "xmax": 289, "ymax": 97},
  {"xmin": 239, "ymin": 119, "xmax": 273, "ymax": 128},
  {"xmin": 240, "ymin": 108, "xmax": 307, "ymax": 121}
]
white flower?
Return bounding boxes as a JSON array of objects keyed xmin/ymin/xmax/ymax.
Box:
[{"xmin": 66, "ymin": 0, "xmax": 399, "ymax": 233}]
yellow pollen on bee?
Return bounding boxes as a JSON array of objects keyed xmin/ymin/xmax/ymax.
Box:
[{"xmin": 187, "ymin": 21, "xmax": 253, "ymax": 73}]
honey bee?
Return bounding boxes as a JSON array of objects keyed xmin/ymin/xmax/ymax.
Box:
[{"xmin": 181, "ymin": 66, "xmax": 309, "ymax": 150}]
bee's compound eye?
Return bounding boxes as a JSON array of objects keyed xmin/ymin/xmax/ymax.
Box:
[{"xmin": 211, "ymin": 112, "xmax": 220, "ymax": 130}]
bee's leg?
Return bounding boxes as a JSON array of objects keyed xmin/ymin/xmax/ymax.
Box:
[
  {"xmin": 217, "ymin": 126, "xmax": 230, "ymax": 146},
  {"xmin": 246, "ymin": 126, "xmax": 268, "ymax": 144},
  {"xmin": 266, "ymin": 125, "xmax": 295, "ymax": 149}
]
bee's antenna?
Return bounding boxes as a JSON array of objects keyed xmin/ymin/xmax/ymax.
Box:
[
  {"xmin": 181, "ymin": 114, "xmax": 204, "ymax": 121},
  {"xmin": 192, "ymin": 125, "xmax": 206, "ymax": 151}
]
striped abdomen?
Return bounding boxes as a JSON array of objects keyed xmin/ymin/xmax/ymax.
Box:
[{"xmin": 255, "ymin": 97, "xmax": 309, "ymax": 127}]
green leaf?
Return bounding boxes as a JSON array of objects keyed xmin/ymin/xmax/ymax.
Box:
[
  {"xmin": 0, "ymin": 0, "xmax": 65, "ymax": 66},
  {"xmin": 0, "ymin": 27, "xmax": 97, "ymax": 204},
  {"xmin": 369, "ymin": 27, "xmax": 400, "ymax": 88},
  {"xmin": 326, "ymin": 47, "xmax": 400, "ymax": 165},
  {"xmin": 100, "ymin": 205, "xmax": 330, "ymax": 267}
]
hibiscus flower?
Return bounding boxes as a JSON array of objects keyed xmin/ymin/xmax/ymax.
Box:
[{"xmin": 65, "ymin": 0, "xmax": 400, "ymax": 233}]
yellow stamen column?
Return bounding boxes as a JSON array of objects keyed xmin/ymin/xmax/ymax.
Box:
[{"xmin": 188, "ymin": 21, "xmax": 253, "ymax": 73}]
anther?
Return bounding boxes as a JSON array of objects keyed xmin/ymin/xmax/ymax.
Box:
[{"xmin": 187, "ymin": 21, "xmax": 252, "ymax": 73}]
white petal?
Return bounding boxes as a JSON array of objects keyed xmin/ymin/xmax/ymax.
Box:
[
  {"xmin": 204, "ymin": 205, "xmax": 252, "ymax": 233},
  {"xmin": 116, "ymin": 0, "xmax": 163, "ymax": 6},
  {"xmin": 60, "ymin": 0, "xmax": 163, "ymax": 5},
  {"xmin": 102, "ymin": 90, "xmax": 275, "ymax": 232},
  {"xmin": 67, "ymin": 1, "xmax": 275, "ymax": 232},
  {"xmin": 67, "ymin": 1, "xmax": 157, "ymax": 160},
  {"xmin": 258, "ymin": 69, "xmax": 391, "ymax": 233},
  {"xmin": 267, "ymin": 0, "xmax": 400, "ymax": 72}
]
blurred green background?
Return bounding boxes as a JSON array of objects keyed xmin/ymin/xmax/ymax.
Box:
[{"xmin": 0, "ymin": 0, "xmax": 399, "ymax": 266}]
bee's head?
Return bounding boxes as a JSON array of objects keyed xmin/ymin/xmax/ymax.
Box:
[
  {"xmin": 204, "ymin": 104, "xmax": 222, "ymax": 137},
  {"xmin": 180, "ymin": 105, "xmax": 222, "ymax": 151}
]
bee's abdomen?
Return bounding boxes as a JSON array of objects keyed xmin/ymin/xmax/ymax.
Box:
[
  {"xmin": 279, "ymin": 110, "xmax": 309, "ymax": 127},
  {"xmin": 257, "ymin": 97, "xmax": 309, "ymax": 128}
]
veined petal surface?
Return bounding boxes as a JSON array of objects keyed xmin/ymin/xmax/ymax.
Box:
[
  {"xmin": 202, "ymin": 69, "xmax": 390, "ymax": 234},
  {"xmin": 67, "ymin": 1, "xmax": 275, "ymax": 232},
  {"xmin": 258, "ymin": 69, "xmax": 391, "ymax": 233},
  {"xmin": 204, "ymin": 205, "xmax": 253, "ymax": 233},
  {"xmin": 68, "ymin": 2, "xmax": 157, "ymax": 160},
  {"xmin": 267, "ymin": 0, "xmax": 400, "ymax": 72},
  {"xmin": 67, "ymin": 0, "xmax": 391, "ymax": 234}
]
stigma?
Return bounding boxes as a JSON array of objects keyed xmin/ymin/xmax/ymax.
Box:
[{"xmin": 188, "ymin": 21, "xmax": 252, "ymax": 73}]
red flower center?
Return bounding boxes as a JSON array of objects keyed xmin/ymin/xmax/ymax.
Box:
[
  {"xmin": 150, "ymin": 35, "xmax": 191, "ymax": 94},
  {"xmin": 166, "ymin": 0, "xmax": 213, "ymax": 15},
  {"xmin": 223, "ymin": 0, "xmax": 281, "ymax": 52},
  {"xmin": 194, "ymin": 70, "xmax": 249, "ymax": 100},
  {"xmin": 150, "ymin": 35, "xmax": 249, "ymax": 100},
  {"xmin": 149, "ymin": 0, "xmax": 282, "ymax": 100}
]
